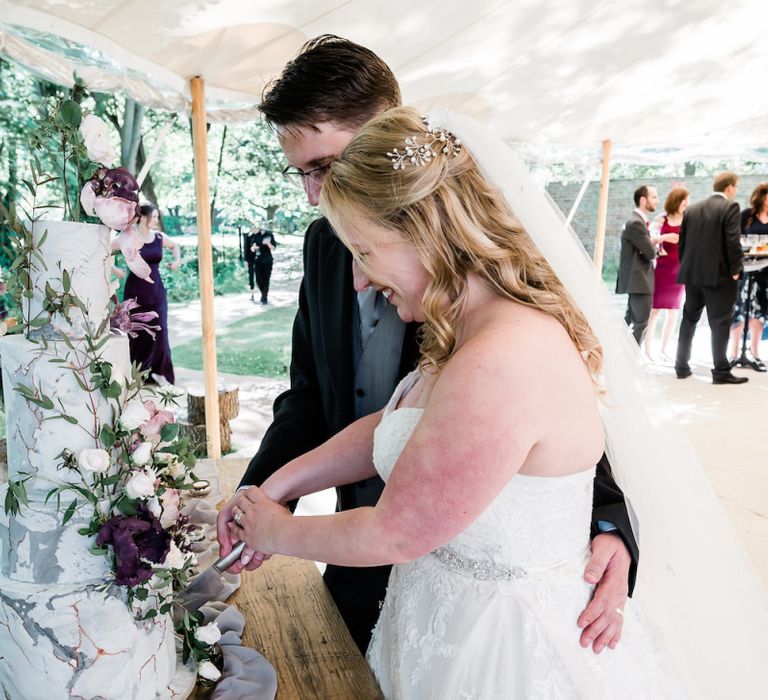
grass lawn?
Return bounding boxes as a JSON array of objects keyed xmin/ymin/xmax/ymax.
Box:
[{"xmin": 172, "ymin": 304, "xmax": 296, "ymax": 378}]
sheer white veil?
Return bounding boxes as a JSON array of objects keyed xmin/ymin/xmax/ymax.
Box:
[{"xmin": 426, "ymin": 112, "xmax": 768, "ymax": 696}]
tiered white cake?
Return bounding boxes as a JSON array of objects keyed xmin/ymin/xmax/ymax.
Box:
[{"xmin": 0, "ymin": 222, "xmax": 179, "ymax": 699}]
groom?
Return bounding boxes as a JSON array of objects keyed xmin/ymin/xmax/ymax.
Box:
[{"xmin": 217, "ymin": 35, "xmax": 637, "ymax": 655}]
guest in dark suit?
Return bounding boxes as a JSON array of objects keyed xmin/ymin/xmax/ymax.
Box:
[
  {"xmin": 242, "ymin": 228, "xmax": 259, "ymax": 302},
  {"xmin": 215, "ymin": 35, "xmax": 638, "ymax": 654},
  {"xmin": 615, "ymin": 186, "xmax": 660, "ymax": 345},
  {"xmin": 675, "ymin": 172, "xmax": 748, "ymax": 384},
  {"xmin": 243, "ymin": 225, "xmax": 277, "ymax": 304}
]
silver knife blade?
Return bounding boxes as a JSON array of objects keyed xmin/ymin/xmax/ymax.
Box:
[{"xmin": 177, "ymin": 541, "xmax": 245, "ymax": 613}]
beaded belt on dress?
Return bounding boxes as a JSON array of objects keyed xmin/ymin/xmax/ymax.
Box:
[{"xmin": 431, "ymin": 546, "xmax": 528, "ymax": 581}]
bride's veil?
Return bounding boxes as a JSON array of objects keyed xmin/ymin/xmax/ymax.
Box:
[{"xmin": 427, "ymin": 112, "xmax": 768, "ymax": 697}]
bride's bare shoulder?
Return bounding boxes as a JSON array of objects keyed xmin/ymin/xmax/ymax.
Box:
[
  {"xmin": 441, "ymin": 300, "xmax": 593, "ymax": 402},
  {"xmin": 474, "ymin": 300, "xmax": 576, "ymax": 357}
]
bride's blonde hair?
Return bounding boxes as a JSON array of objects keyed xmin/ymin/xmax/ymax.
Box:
[{"xmin": 321, "ymin": 107, "xmax": 602, "ymax": 378}]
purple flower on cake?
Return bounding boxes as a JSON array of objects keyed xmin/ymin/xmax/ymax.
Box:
[
  {"xmin": 80, "ymin": 167, "xmax": 153, "ymax": 282},
  {"xmin": 81, "ymin": 167, "xmax": 141, "ymax": 229},
  {"xmin": 110, "ymin": 298, "xmax": 160, "ymax": 339},
  {"xmin": 96, "ymin": 507, "xmax": 171, "ymax": 586}
]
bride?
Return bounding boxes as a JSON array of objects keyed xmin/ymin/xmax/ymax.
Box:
[{"xmin": 227, "ymin": 107, "xmax": 768, "ymax": 697}]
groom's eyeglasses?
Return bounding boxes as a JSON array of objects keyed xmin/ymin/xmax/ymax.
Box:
[{"xmin": 281, "ymin": 163, "xmax": 333, "ymax": 187}]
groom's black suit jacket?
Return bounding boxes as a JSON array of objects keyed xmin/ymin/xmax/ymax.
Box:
[{"xmin": 241, "ymin": 218, "xmax": 639, "ymax": 650}]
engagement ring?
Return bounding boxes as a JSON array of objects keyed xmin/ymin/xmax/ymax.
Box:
[{"xmin": 234, "ymin": 511, "xmax": 244, "ymax": 527}]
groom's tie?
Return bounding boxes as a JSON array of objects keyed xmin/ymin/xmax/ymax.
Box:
[{"xmin": 358, "ymin": 287, "xmax": 386, "ymax": 352}]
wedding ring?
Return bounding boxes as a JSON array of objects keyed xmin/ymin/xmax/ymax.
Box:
[
  {"xmin": 234, "ymin": 511, "xmax": 244, "ymax": 527},
  {"xmin": 615, "ymin": 607, "xmax": 624, "ymax": 617}
]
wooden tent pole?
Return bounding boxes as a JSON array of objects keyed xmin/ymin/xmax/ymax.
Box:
[
  {"xmin": 593, "ymin": 139, "xmax": 612, "ymax": 276},
  {"xmin": 190, "ymin": 76, "xmax": 221, "ymax": 459}
]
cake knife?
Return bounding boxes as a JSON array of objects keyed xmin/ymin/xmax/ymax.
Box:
[{"xmin": 177, "ymin": 541, "xmax": 245, "ymax": 613}]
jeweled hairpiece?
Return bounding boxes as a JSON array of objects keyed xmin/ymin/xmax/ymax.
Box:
[{"xmin": 387, "ymin": 117, "xmax": 462, "ymax": 170}]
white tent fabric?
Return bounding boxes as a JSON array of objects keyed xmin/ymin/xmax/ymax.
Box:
[{"xmin": 2, "ymin": 0, "xmax": 768, "ymax": 160}]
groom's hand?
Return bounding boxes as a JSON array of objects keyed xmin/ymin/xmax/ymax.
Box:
[{"xmin": 577, "ymin": 533, "xmax": 630, "ymax": 653}]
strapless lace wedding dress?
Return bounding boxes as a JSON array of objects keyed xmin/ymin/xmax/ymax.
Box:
[{"xmin": 366, "ymin": 371, "xmax": 687, "ymax": 699}]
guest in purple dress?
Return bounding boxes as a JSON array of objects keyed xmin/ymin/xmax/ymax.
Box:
[
  {"xmin": 643, "ymin": 187, "xmax": 689, "ymax": 360},
  {"xmin": 113, "ymin": 204, "xmax": 181, "ymax": 384}
]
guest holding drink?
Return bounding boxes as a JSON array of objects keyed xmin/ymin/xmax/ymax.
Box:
[
  {"xmin": 728, "ymin": 182, "xmax": 768, "ymax": 371},
  {"xmin": 643, "ymin": 187, "xmax": 688, "ymax": 360}
]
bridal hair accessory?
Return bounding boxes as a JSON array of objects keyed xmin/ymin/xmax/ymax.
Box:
[{"xmin": 387, "ymin": 116, "xmax": 462, "ymax": 170}]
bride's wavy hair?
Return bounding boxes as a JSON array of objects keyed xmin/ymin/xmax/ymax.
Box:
[{"xmin": 321, "ymin": 107, "xmax": 603, "ymax": 378}]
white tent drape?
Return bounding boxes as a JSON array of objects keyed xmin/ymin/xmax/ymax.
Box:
[{"xmin": 2, "ymin": 0, "xmax": 768, "ymax": 158}]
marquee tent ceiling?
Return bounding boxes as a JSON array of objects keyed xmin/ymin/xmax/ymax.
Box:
[{"xmin": 1, "ymin": 0, "xmax": 767, "ymax": 161}]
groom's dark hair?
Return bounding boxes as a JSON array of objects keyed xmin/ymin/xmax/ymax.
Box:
[{"xmin": 259, "ymin": 35, "xmax": 401, "ymax": 132}]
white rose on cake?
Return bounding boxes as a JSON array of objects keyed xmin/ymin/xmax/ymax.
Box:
[
  {"xmin": 121, "ymin": 398, "xmax": 152, "ymax": 430},
  {"xmin": 125, "ymin": 468, "xmax": 157, "ymax": 499},
  {"xmin": 194, "ymin": 622, "xmax": 222, "ymax": 646},
  {"xmin": 80, "ymin": 114, "xmax": 118, "ymax": 165},
  {"xmin": 162, "ymin": 541, "xmax": 188, "ymax": 570},
  {"xmin": 77, "ymin": 448, "xmax": 111, "ymax": 473},
  {"xmin": 131, "ymin": 441, "xmax": 152, "ymax": 466},
  {"xmin": 147, "ymin": 496, "xmax": 162, "ymax": 520},
  {"xmin": 198, "ymin": 660, "xmax": 222, "ymax": 682}
]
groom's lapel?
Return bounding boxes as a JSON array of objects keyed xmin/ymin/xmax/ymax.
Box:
[{"xmin": 318, "ymin": 228, "xmax": 356, "ymax": 418}]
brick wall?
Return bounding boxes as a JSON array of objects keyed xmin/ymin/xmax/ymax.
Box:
[{"xmin": 547, "ymin": 174, "xmax": 768, "ymax": 280}]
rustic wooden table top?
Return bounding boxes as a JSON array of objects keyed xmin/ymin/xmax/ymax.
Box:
[{"xmin": 215, "ymin": 458, "xmax": 383, "ymax": 700}]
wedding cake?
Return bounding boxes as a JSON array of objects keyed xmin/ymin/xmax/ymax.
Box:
[{"xmin": 0, "ymin": 222, "xmax": 184, "ymax": 699}]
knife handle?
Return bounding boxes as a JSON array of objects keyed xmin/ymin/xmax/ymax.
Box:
[{"xmin": 213, "ymin": 541, "xmax": 246, "ymax": 572}]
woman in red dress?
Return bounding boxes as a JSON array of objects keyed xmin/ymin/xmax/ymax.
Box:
[{"xmin": 643, "ymin": 187, "xmax": 689, "ymax": 359}]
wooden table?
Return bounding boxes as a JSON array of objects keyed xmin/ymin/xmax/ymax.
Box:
[{"xmin": 216, "ymin": 458, "xmax": 383, "ymax": 699}]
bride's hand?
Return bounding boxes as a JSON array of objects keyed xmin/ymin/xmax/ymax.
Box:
[
  {"xmin": 577, "ymin": 533, "xmax": 630, "ymax": 653},
  {"xmin": 217, "ymin": 489, "xmax": 276, "ymax": 572},
  {"xmin": 230, "ymin": 486, "xmax": 290, "ymax": 566}
]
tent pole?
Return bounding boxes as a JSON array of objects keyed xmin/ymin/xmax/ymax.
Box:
[
  {"xmin": 190, "ymin": 76, "xmax": 222, "ymax": 459},
  {"xmin": 593, "ymin": 139, "xmax": 612, "ymax": 276}
]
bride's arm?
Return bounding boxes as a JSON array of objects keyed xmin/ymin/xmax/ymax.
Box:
[
  {"xmin": 258, "ymin": 410, "xmax": 382, "ymax": 504},
  {"xmin": 231, "ymin": 315, "xmax": 603, "ymax": 568}
]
